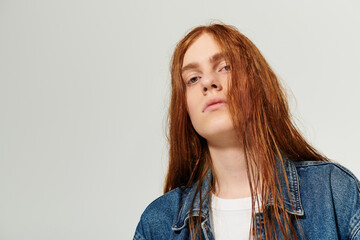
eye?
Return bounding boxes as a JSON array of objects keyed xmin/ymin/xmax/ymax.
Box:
[
  {"xmin": 187, "ymin": 76, "xmax": 200, "ymax": 85},
  {"xmin": 220, "ymin": 65, "xmax": 231, "ymax": 72}
]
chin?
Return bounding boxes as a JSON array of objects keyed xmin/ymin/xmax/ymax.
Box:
[
  {"xmin": 196, "ymin": 121, "xmax": 235, "ymax": 141},
  {"xmin": 192, "ymin": 112, "xmax": 234, "ymax": 139}
]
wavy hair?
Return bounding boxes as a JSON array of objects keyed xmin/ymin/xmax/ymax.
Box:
[{"xmin": 164, "ymin": 21, "xmax": 329, "ymax": 239}]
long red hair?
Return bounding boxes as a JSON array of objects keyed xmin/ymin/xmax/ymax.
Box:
[{"xmin": 164, "ymin": 21, "xmax": 329, "ymax": 239}]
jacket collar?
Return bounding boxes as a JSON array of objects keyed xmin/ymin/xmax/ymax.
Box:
[
  {"xmin": 270, "ymin": 153, "xmax": 304, "ymax": 216},
  {"xmin": 171, "ymin": 153, "xmax": 304, "ymax": 231},
  {"xmin": 171, "ymin": 169, "xmax": 212, "ymax": 231}
]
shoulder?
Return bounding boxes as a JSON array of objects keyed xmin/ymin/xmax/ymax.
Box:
[
  {"xmin": 293, "ymin": 160, "xmax": 360, "ymax": 239},
  {"xmin": 293, "ymin": 160, "xmax": 360, "ymax": 204},
  {"xmin": 293, "ymin": 160, "xmax": 360, "ymax": 191},
  {"xmin": 141, "ymin": 187, "xmax": 190, "ymax": 221},
  {"xmin": 134, "ymin": 186, "xmax": 191, "ymax": 240}
]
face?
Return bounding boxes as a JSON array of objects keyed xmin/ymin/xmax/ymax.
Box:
[{"xmin": 181, "ymin": 33, "xmax": 235, "ymax": 143}]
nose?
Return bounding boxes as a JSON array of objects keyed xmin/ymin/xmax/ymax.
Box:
[{"xmin": 201, "ymin": 73, "xmax": 223, "ymax": 95}]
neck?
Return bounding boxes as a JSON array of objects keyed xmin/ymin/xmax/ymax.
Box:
[{"xmin": 207, "ymin": 139, "xmax": 252, "ymax": 199}]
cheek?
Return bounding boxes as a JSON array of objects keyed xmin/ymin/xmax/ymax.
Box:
[
  {"xmin": 185, "ymin": 91, "xmax": 199, "ymax": 122},
  {"xmin": 223, "ymin": 74, "xmax": 230, "ymax": 93},
  {"xmin": 186, "ymin": 97, "xmax": 194, "ymax": 119}
]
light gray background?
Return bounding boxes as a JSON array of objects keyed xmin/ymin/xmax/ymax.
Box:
[{"xmin": 0, "ymin": 0, "xmax": 359, "ymax": 239}]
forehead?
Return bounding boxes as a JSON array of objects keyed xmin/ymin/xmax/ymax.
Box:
[{"xmin": 182, "ymin": 33, "xmax": 222, "ymax": 67}]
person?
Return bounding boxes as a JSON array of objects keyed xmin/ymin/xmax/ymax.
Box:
[{"xmin": 133, "ymin": 22, "xmax": 360, "ymax": 240}]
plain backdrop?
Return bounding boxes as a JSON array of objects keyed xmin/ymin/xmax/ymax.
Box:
[{"xmin": 0, "ymin": 0, "xmax": 359, "ymax": 239}]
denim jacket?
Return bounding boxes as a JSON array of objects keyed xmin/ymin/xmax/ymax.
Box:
[{"xmin": 134, "ymin": 157, "xmax": 360, "ymax": 239}]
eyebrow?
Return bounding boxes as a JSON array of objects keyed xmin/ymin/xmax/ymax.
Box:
[{"xmin": 181, "ymin": 52, "xmax": 226, "ymax": 75}]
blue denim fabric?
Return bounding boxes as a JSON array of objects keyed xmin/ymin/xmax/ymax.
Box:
[{"xmin": 133, "ymin": 156, "xmax": 360, "ymax": 239}]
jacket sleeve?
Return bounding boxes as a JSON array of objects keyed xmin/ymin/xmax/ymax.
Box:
[
  {"xmin": 330, "ymin": 164, "xmax": 360, "ymax": 240},
  {"xmin": 133, "ymin": 219, "xmax": 147, "ymax": 240},
  {"xmin": 133, "ymin": 231, "xmax": 146, "ymax": 240},
  {"xmin": 350, "ymin": 207, "xmax": 360, "ymax": 239}
]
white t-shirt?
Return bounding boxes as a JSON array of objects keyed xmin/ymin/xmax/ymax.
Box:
[{"xmin": 209, "ymin": 194, "xmax": 260, "ymax": 240}]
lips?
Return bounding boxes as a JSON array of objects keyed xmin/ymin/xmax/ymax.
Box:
[{"xmin": 202, "ymin": 97, "xmax": 227, "ymax": 112}]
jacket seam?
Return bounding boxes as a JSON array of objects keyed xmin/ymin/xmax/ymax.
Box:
[
  {"xmin": 350, "ymin": 209, "xmax": 360, "ymax": 240},
  {"xmin": 291, "ymin": 162, "xmax": 304, "ymax": 215},
  {"xmin": 133, "ymin": 231, "xmax": 146, "ymax": 240},
  {"xmin": 351, "ymin": 223, "xmax": 360, "ymax": 240}
]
